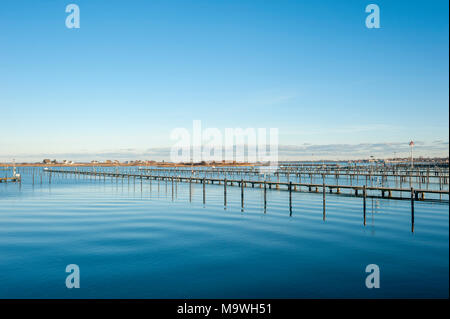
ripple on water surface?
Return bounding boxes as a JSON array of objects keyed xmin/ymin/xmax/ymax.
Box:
[{"xmin": 0, "ymin": 173, "xmax": 448, "ymax": 298}]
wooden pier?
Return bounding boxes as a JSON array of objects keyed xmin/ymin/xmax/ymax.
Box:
[
  {"xmin": 44, "ymin": 169, "xmax": 448, "ymax": 201},
  {"xmin": 20, "ymin": 167, "xmax": 449, "ymax": 232},
  {"xmin": 138, "ymin": 167, "xmax": 449, "ymax": 181}
]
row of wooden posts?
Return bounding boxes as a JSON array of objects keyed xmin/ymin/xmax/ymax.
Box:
[
  {"xmin": 138, "ymin": 166, "xmax": 449, "ymax": 179},
  {"xmin": 137, "ymin": 167, "xmax": 449, "ymax": 188},
  {"xmin": 136, "ymin": 168, "xmax": 448, "ymax": 196},
  {"xmin": 43, "ymin": 169, "xmax": 434, "ymax": 232}
]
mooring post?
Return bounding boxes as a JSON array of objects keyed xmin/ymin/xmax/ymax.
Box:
[
  {"xmin": 418, "ymin": 171, "xmax": 422, "ymax": 189},
  {"xmin": 363, "ymin": 185, "xmax": 366, "ymax": 226},
  {"xmin": 411, "ymin": 187, "xmax": 415, "ymax": 232}
]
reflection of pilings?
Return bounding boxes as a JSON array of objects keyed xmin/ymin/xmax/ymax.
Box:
[
  {"xmin": 189, "ymin": 178, "xmax": 192, "ymax": 202},
  {"xmin": 322, "ymin": 174, "xmax": 326, "ymax": 221},
  {"xmin": 363, "ymin": 185, "xmax": 366, "ymax": 226},
  {"xmin": 411, "ymin": 187, "xmax": 415, "ymax": 232},
  {"xmin": 202, "ymin": 178, "xmax": 206, "ymax": 205},
  {"xmin": 289, "ymin": 181, "xmax": 292, "ymax": 216},
  {"xmin": 224, "ymin": 178, "xmax": 227, "ymax": 207},
  {"xmin": 241, "ymin": 179, "xmax": 244, "ymax": 210},
  {"xmin": 264, "ymin": 180, "xmax": 267, "ymax": 212}
]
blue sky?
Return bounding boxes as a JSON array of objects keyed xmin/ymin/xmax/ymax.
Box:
[{"xmin": 0, "ymin": 0, "xmax": 448, "ymax": 161}]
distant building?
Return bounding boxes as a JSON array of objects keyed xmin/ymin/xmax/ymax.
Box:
[{"xmin": 43, "ymin": 159, "xmax": 51, "ymax": 164}]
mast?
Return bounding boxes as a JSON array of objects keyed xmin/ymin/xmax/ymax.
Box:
[
  {"xmin": 409, "ymin": 141, "xmax": 414, "ymax": 169},
  {"xmin": 12, "ymin": 158, "xmax": 16, "ymax": 177}
]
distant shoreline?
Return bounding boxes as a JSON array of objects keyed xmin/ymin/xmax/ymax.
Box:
[
  {"xmin": 0, "ymin": 158, "xmax": 448, "ymax": 168},
  {"xmin": 0, "ymin": 162, "xmax": 259, "ymax": 168}
]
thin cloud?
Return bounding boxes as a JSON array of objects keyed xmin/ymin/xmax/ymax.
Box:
[{"xmin": 1, "ymin": 141, "xmax": 448, "ymax": 162}]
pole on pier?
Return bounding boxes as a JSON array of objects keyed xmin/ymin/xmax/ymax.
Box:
[{"xmin": 411, "ymin": 187, "xmax": 415, "ymax": 232}]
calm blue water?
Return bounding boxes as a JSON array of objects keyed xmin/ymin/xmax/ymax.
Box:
[{"xmin": 0, "ymin": 167, "xmax": 448, "ymax": 298}]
